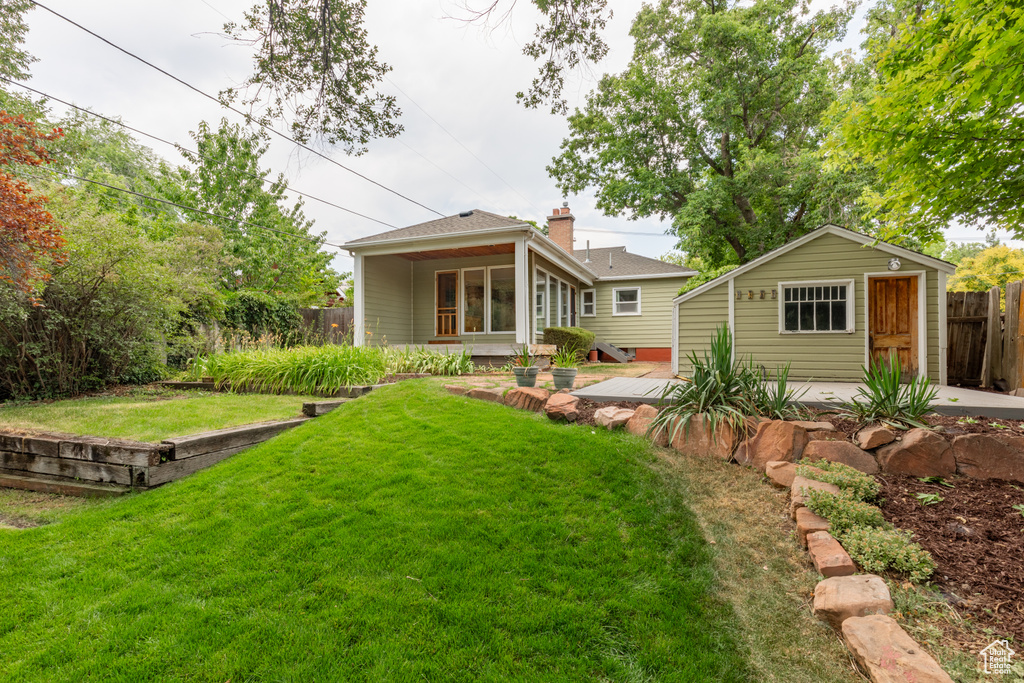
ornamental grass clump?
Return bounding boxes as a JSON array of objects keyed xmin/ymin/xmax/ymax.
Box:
[
  {"xmin": 797, "ymin": 459, "xmax": 881, "ymax": 501},
  {"xmin": 840, "ymin": 527, "xmax": 935, "ymax": 583},
  {"xmin": 195, "ymin": 345, "xmax": 390, "ymax": 394},
  {"xmin": 835, "ymin": 355, "xmax": 938, "ymax": 429}
]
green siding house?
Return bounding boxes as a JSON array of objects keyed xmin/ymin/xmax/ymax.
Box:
[
  {"xmin": 344, "ymin": 207, "xmax": 694, "ymax": 359},
  {"xmin": 672, "ymin": 225, "xmax": 957, "ymax": 384}
]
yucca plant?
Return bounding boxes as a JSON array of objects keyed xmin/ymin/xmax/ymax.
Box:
[
  {"xmin": 835, "ymin": 355, "xmax": 938, "ymax": 429},
  {"xmin": 748, "ymin": 362, "xmax": 806, "ymax": 420},
  {"xmin": 651, "ymin": 324, "xmax": 754, "ymax": 443}
]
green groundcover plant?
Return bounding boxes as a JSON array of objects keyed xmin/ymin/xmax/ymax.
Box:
[
  {"xmin": 840, "ymin": 527, "xmax": 935, "ymax": 583},
  {"xmin": 803, "ymin": 489, "xmax": 888, "ymax": 537},
  {"xmin": 797, "ymin": 460, "xmax": 880, "ymax": 501}
]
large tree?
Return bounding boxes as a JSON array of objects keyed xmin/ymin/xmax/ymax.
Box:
[
  {"xmin": 178, "ymin": 119, "xmax": 342, "ymax": 302},
  {"xmin": 549, "ymin": 0, "xmax": 861, "ymax": 267},
  {"xmin": 832, "ymin": 0, "xmax": 1024, "ymax": 244},
  {"xmin": 0, "ymin": 0, "xmax": 35, "ymax": 81}
]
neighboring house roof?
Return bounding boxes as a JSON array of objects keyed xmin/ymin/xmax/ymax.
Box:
[
  {"xmin": 673, "ymin": 224, "xmax": 957, "ymax": 306},
  {"xmin": 575, "ymin": 246, "xmax": 696, "ymax": 280},
  {"xmin": 344, "ymin": 210, "xmax": 527, "ymax": 246}
]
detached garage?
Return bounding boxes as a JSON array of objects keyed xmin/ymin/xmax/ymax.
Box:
[{"xmin": 672, "ymin": 224, "xmax": 957, "ymax": 384}]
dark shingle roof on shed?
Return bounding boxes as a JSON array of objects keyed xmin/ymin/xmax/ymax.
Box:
[
  {"xmin": 345, "ymin": 210, "xmax": 527, "ymax": 246},
  {"xmin": 574, "ymin": 246, "xmax": 696, "ymax": 278}
]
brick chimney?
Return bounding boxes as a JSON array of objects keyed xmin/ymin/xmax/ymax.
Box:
[{"xmin": 547, "ymin": 203, "xmax": 574, "ymax": 253}]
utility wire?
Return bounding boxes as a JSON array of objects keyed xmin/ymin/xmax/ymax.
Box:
[
  {"xmin": 385, "ymin": 76, "xmax": 546, "ymax": 219},
  {"xmin": 28, "ymin": 167, "xmax": 345, "ymax": 251},
  {"xmin": 29, "ymin": 0, "xmax": 445, "ymax": 218},
  {"xmin": 1, "ymin": 77, "xmax": 398, "ymax": 230}
]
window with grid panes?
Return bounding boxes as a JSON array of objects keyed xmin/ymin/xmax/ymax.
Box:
[{"xmin": 782, "ymin": 283, "xmax": 850, "ymax": 332}]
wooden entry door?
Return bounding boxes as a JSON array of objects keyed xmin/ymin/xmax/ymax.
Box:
[
  {"xmin": 436, "ymin": 270, "xmax": 458, "ymax": 337},
  {"xmin": 868, "ymin": 276, "xmax": 918, "ymax": 375}
]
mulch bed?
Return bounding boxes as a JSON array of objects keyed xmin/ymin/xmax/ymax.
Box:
[
  {"xmin": 876, "ymin": 473, "xmax": 1024, "ymax": 643},
  {"xmin": 805, "ymin": 407, "xmax": 1024, "ymax": 441}
]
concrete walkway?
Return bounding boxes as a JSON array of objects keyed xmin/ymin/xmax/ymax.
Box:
[{"xmin": 572, "ymin": 377, "xmax": 1024, "ymax": 419}]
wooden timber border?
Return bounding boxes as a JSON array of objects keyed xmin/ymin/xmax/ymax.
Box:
[{"xmin": 0, "ymin": 400, "xmax": 348, "ymax": 497}]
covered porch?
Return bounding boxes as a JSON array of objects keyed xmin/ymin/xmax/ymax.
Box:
[{"xmin": 352, "ymin": 230, "xmax": 592, "ymax": 350}]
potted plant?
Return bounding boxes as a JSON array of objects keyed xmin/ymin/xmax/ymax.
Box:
[
  {"xmin": 550, "ymin": 344, "xmax": 581, "ymax": 391},
  {"xmin": 511, "ymin": 344, "xmax": 539, "ymax": 387}
]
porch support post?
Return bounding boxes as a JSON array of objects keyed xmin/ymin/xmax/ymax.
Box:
[
  {"xmin": 515, "ymin": 237, "xmax": 529, "ymax": 345},
  {"xmin": 353, "ymin": 253, "xmax": 365, "ymax": 347}
]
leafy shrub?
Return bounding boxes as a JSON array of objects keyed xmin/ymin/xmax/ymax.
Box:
[
  {"xmin": 797, "ymin": 460, "xmax": 881, "ymax": 501},
  {"xmin": 840, "ymin": 526, "xmax": 935, "ymax": 583},
  {"xmin": 835, "ymin": 356, "xmax": 938, "ymax": 429},
  {"xmin": 803, "ymin": 489, "xmax": 889, "ymax": 537},
  {"xmin": 222, "ymin": 290, "xmax": 303, "ymax": 342},
  {"xmin": 190, "ymin": 345, "xmax": 390, "ymax": 393},
  {"xmin": 542, "ymin": 327, "xmax": 594, "ymax": 358},
  {"xmin": 677, "ymin": 264, "xmax": 738, "ymax": 296},
  {"xmin": 0, "ymin": 203, "xmax": 220, "ymax": 399}
]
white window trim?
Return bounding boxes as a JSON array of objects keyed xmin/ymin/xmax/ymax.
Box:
[
  {"xmin": 444, "ymin": 264, "xmax": 517, "ymax": 336},
  {"xmin": 612, "ymin": 286, "xmax": 642, "ymax": 317},
  {"xmin": 559, "ymin": 281, "xmax": 570, "ymax": 327},
  {"xmin": 777, "ymin": 279, "xmax": 855, "ymax": 334},
  {"xmin": 534, "ymin": 268, "xmax": 548, "ymax": 338},
  {"xmin": 581, "ymin": 288, "xmax": 596, "ymax": 317},
  {"xmin": 459, "ymin": 267, "xmax": 485, "ymax": 335}
]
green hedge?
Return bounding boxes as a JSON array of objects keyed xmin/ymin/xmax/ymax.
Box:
[{"xmin": 543, "ymin": 327, "xmax": 595, "ymax": 356}]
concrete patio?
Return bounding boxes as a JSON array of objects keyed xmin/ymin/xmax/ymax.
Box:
[{"xmin": 572, "ymin": 377, "xmax": 1024, "ymax": 420}]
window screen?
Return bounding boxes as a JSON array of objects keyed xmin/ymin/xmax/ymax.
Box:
[
  {"xmin": 783, "ymin": 284, "xmax": 848, "ymax": 332},
  {"xmin": 614, "ymin": 288, "xmax": 640, "ymax": 315}
]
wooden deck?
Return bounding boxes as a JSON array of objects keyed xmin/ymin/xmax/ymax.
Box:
[{"xmin": 572, "ymin": 377, "xmax": 1024, "ymax": 419}]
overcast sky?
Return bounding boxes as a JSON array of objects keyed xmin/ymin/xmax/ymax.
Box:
[{"xmin": 16, "ymin": 0, "xmax": 1007, "ymax": 275}]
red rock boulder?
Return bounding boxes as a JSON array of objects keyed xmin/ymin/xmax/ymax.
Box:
[
  {"xmin": 803, "ymin": 440, "xmax": 879, "ymax": 474},
  {"xmin": 733, "ymin": 420, "xmax": 809, "ymax": 471},
  {"xmin": 625, "ymin": 404, "xmax": 669, "ymax": 446},
  {"xmin": 670, "ymin": 415, "xmax": 737, "ymax": 460},
  {"xmin": 952, "ymin": 434, "xmax": 1024, "ymax": 482},
  {"xmin": 876, "ymin": 429, "xmax": 954, "ymax": 477},
  {"xmin": 504, "ymin": 386, "xmax": 550, "ymax": 412},
  {"xmin": 545, "ymin": 393, "xmax": 579, "ymax": 422}
]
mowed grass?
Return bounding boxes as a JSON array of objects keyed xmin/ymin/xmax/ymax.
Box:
[
  {"xmin": 0, "ymin": 391, "xmax": 314, "ymax": 442},
  {"xmin": 0, "ymin": 382, "xmax": 751, "ymax": 682}
]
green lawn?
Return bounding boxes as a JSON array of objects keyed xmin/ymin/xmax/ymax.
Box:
[
  {"xmin": 0, "ymin": 381, "xmax": 751, "ymax": 681},
  {"xmin": 0, "ymin": 391, "xmax": 315, "ymax": 442}
]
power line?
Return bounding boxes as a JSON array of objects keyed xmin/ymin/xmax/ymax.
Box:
[
  {"xmin": 385, "ymin": 76, "xmax": 546, "ymax": 219},
  {"xmin": 576, "ymin": 227, "xmax": 674, "ymax": 237},
  {"xmin": 29, "ymin": 0, "xmax": 445, "ymax": 218},
  {"xmin": 0, "ymin": 76, "xmax": 397, "ymax": 229},
  {"xmin": 28, "ymin": 167, "xmax": 345, "ymax": 251}
]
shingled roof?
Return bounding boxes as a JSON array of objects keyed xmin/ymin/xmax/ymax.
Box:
[
  {"xmin": 345, "ymin": 210, "xmax": 528, "ymax": 245},
  {"xmin": 574, "ymin": 246, "xmax": 696, "ymax": 279}
]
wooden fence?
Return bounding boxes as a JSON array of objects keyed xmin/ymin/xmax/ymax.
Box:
[
  {"xmin": 300, "ymin": 307, "xmax": 353, "ymax": 344},
  {"xmin": 946, "ymin": 283, "xmax": 1024, "ymax": 389}
]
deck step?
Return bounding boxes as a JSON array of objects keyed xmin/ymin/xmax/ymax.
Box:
[
  {"xmin": 594, "ymin": 341, "xmax": 633, "ymax": 364},
  {"xmin": 0, "ymin": 471, "xmax": 131, "ymax": 497}
]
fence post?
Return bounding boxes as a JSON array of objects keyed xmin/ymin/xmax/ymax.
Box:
[
  {"xmin": 1004, "ymin": 281, "xmax": 1022, "ymax": 390},
  {"xmin": 982, "ymin": 285, "xmax": 1001, "ymax": 387}
]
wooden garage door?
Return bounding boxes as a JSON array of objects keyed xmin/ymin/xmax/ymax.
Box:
[{"xmin": 868, "ymin": 276, "xmax": 918, "ymax": 376}]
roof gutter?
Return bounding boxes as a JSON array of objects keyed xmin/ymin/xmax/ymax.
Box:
[{"xmin": 343, "ymin": 223, "xmax": 531, "ymax": 253}]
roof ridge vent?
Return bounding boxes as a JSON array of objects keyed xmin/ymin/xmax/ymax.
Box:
[{"xmin": 459, "ymin": 210, "xmax": 474, "ymax": 217}]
